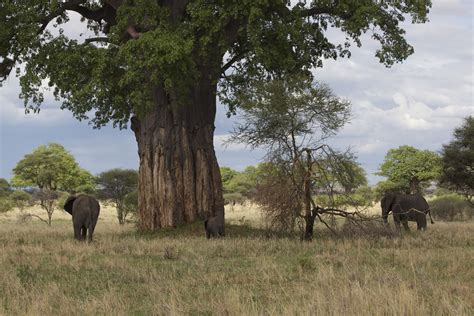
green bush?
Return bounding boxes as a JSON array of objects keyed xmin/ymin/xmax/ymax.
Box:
[
  {"xmin": 0, "ymin": 198, "xmax": 14, "ymax": 213},
  {"xmin": 9, "ymin": 190, "xmax": 31, "ymax": 211},
  {"xmin": 430, "ymin": 194, "xmax": 473, "ymax": 221}
]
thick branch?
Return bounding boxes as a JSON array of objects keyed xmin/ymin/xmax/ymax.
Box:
[{"xmin": 39, "ymin": 0, "xmax": 86, "ymax": 34}]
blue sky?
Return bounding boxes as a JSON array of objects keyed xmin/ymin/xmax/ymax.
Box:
[{"xmin": 1, "ymin": 0, "xmax": 473, "ymax": 184}]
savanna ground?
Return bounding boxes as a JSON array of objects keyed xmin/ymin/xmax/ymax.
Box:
[{"xmin": 0, "ymin": 203, "xmax": 473, "ymax": 315}]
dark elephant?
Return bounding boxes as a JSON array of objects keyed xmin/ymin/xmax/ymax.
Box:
[
  {"xmin": 64, "ymin": 195, "xmax": 100, "ymax": 241},
  {"xmin": 381, "ymin": 193, "xmax": 434, "ymax": 231},
  {"xmin": 204, "ymin": 214, "xmax": 225, "ymax": 239}
]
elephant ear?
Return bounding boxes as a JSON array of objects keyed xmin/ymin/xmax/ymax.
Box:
[{"xmin": 64, "ymin": 196, "xmax": 76, "ymax": 215}]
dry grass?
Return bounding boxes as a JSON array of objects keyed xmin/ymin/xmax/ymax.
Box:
[{"xmin": 0, "ymin": 204, "xmax": 473, "ymax": 315}]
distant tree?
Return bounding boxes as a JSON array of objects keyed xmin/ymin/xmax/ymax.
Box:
[
  {"xmin": 220, "ymin": 167, "xmax": 239, "ymax": 186},
  {"xmin": 377, "ymin": 145, "xmax": 442, "ymax": 194},
  {"xmin": 123, "ymin": 191, "xmax": 139, "ymax": 222},
  {"xmin": 339, "ymin": 163, "xmax": 368, "ymax": 193},
  {"xmin": 9, "ymin": 190, "xmax": 31, "ymax": 212},
  {"xmin": 0, "ymin": 178, "xmax": 12, "ymax": 198},
  {"xmin": 11, "ymin": 143, "xmax": 94, "ymax": 225},
  {"xmin": 439, "ymin": 116, "xmax": 474, "ymax": 205},
  {"xmin": 96, "ymin": 169, "xmax": 138, "ymax": 225}
]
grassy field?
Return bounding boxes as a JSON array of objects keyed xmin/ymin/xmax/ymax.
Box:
[{"xmin": 0, "ymin": 204, "xmax": 473, "ymax": 315}]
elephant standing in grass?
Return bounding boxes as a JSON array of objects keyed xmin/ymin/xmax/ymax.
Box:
[
  {"xmin": 64, "ymin": 195, "xmax": 100, "ymax": 241},
  {"xmin": 204, "ymin": 213, "xmax": 225, "ymax": 239},
  {"xmin": 381, "ymin": 193, "xmax": 434, "ymax": 231}
]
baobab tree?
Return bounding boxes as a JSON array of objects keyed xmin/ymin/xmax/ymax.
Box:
[{"xmin": 0, "ymin": 1, "xmax": 431, "ymax": 230}]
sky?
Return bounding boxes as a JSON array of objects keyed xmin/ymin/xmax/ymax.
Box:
[{"xmin": 1, "ymin": 0, "xmax": 473, "ymax": 185}]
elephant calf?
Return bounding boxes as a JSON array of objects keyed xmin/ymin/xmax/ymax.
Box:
[
  {"xmin": 204, "ymin": 214, "xmax": 225, "ymax": 239},
  {"xmin": 64, "ymin": 195, "xmax": 100, "ymax": 242}
]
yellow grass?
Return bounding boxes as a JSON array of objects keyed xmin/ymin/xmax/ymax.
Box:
[{"xmin": 0, "ymin": 203, "xmax": 473, "ymax": 315}]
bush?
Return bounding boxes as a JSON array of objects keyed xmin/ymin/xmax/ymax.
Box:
[
  {"xmin": 0, "ymin": 198, "xmax": 14, "ymax": 213},
  {"xmin": 430, "ymin": 194, "xmax": 473, "ymax": 221},
  {"xmin": 9, "ymin": 190, "xmax": 31, "ymax": 212}
]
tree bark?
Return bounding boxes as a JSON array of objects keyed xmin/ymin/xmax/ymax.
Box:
[
  {"xmin": 131, "ymin": 77, "xmax": 224, "ymax": 230},
  {"xmin": 303, "ymin": 149, "xmax": 314, "ymax": 241}
]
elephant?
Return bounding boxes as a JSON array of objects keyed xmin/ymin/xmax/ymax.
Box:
[
  {"xmin": 64, "ymin": 195, "xmax": 100, "ymax": 241},
  {"xmin": 204, "ymin": 213, "xmax": 225, "ymax": 239},
  {"xmin": 381, "ymin": 193, "xmax": 434, "ymax": 231}
]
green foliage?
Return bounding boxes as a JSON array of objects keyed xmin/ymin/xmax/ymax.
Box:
[
  {"xmin": 0, "ymin": 197, "xmax": 13, "ymax": 213},
  {"xmin": 11, "ymin": 143, "xmax": 94, "ymax": 192},
  {"xmin": 221, "ymin": 164, "xmax": 271, "ymax": 200},
  {"xmin": 313, "ymin": 156, "xmax": 368, "ymax": 195},
  {"xmin": 220, "ymin": 167, "xmax": 238, "ymax": 188},
  {"xmin": 123, "ymin": 191, "xmax": 139, "ymax": 221},
  {"xmin": 1, "ymin": 1, "xmax": 431, "ymax": 127},
  {"xmin": 96, "ymin": 169, "xmax": 138, "ymax": 224},
  {"xmin": 430, "ymin": 193, "xmax": 473, "ymax": 222},
  {"xmin": 314, "ymin": 191, "xmax": 373, "ymax": 209},
  {"xmin": 0, "ymin": 178, "xmax": 11, "ymax": 198},
  {"xmin": 223, "ymin": 192, "xmax": 245, "ymax": 206},
  {"xmin": 439, "ymin": 116, "xmax": 474, "ymax": 204},
  {"xmin": 377, "ymin": 145, "xmax": 442, "ymax": 194},
  {"xmin": 9, "ymin": 190, "xmax": 31, "ymax": 212}
]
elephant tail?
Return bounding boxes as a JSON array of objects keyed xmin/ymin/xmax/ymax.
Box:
[
  {"xmin": 427, "ymin": 208, "xmax": 434, "ymax": 224},
  {"xmin": 204, "ymin": 219, "xmax": 208, "ymax": 230}
]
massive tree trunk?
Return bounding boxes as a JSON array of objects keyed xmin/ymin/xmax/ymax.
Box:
[{"xmin": 130, "ymin": 75, "xmax": 224, "ymax": 230}]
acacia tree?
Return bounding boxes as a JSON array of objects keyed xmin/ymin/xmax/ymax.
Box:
[
  {"xmin": 377, "ymin": 145, "xmax": 441, "ymax": 194},
  {"xmin": 12, "ymin": 143, "xmax": 94, "ymax": 225},
  {"xmin": 440, "ymin": 116, "xmax": 474, "ymax": 205},
  {"xmin": 96, "ymin": 168, "xmax": 138, "ymax": 224},
  {"xmin": 228, "ymin": 74, "xmax": 363, "ymax": 240},
  {"xmin": 0, "ymin": 0, "xmax": 432, "ymax": 230}
]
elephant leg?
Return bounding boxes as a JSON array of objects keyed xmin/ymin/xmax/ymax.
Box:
[
  {"xmin": 393, "ymin": 214, "xmax": 402, "ymax": 230},
  {"xmin": 87, "ymin": 224, "xmax": 96, "ymax": 242},
  {"xmin": 402, "ymin": 219, "xmax": 410, "ymax": 231},
  {"xmin": 417, "ymin": 213, "xmax": 427, "ymax": 231},
  {"xmin": 73, "ymin": 223, "xmax": 83, "ymax": 241},
  {"xmin": 81, "ymin": 227, "xmax": 87, "ymax": 240}
]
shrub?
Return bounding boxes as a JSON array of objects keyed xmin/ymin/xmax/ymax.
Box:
[
  {"xmin": 9, "ymin": 190, "xmax": 31, "ymax": 212},
  {"xmin": 0, "ymin": 198, "xmax": 14, "ymax": 213},
  {"xmin": 430, "ymin": 194, "xmax": 473, "ymax": 221}
]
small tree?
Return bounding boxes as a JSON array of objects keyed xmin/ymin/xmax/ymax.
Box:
[
  {"xmin": 9, "ymin": 190, "xmax": 31, "ymax": 212},
  {"xmin": 0, "ymin": 178, "xmax": 12, "ymax": 198},
  {"xmin": 11, "ymin": 143, "xmax": 94, "ymax": 225},
  {"xmin": 228, "ymin": 74, "xmax": 370, "ymax": 241},
  {"xmin": 377, "ymin": 145, "xmax": 442, "ymax": 194},
  {"xmin": 123, "ymin": 191, "xmax": 139, "ymax": 222},
  {"xmin": 439, "ymin": 116, "xmax": 474, "ymax": 205},
  {"xmin": 96, "ymin": 169, "xmax": 138, "ymax": 225}
]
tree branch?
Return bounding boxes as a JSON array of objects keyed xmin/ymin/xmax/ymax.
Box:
[{"xmin": 38, "ymin": 1, "xmax": 116, "ymax": 35}]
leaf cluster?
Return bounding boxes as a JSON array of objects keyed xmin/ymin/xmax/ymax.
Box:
[
  {"xmin": 376, "ymin": 145, "xmax": 441, "ymax": 194},
  {"xmin": 439, "ymin": 116, "xmax": 474, "ymax": 204},
  {"xmin": 12, "ymin": 143, "xmax": 95, "ymax": 193}
]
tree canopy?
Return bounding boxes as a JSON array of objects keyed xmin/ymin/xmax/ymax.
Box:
[
  {"xmin": 12, "ymin": 143, "xmax": 94, "ymax": 192},
  {"xmin": 439, "ymin": 116, "xmax": 474, "ymax": 205},
  {"xmin": 1, "ymin": 1, "xmax": 431, "ymax": 127},
  {"xmin": 377, "ymin": 145, "xmax": 441, "ymax": 194},
  {"xmin": 96, "ymin": 168, "xmax": 138, "ymax": 224}
]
